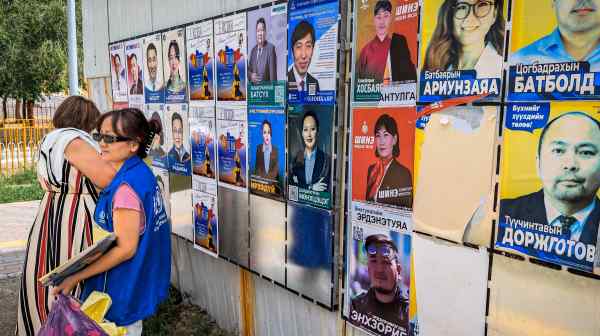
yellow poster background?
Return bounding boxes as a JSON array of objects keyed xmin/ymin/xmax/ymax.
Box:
[
  {"xmin": 510, "ymin": 1, "xmax": 557, "ymax": 53},
  {"xmin": 500, "ymin": 101, "xmax": 600, "ymax": 200},
  {"xmin": 419, "ymin": 0, "xmax": 509, "ymax": 69}
]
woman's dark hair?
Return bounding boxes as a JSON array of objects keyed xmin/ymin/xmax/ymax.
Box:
[
  {"xmin": 168, "ymin": 40, "xmax": 180, "ymax": 60},
  {"xmin": 374, "ymin": 114, "xmax": 400, "ymax": 158},
  {"xmin": 261, "ymin": 120, "xmax": 272, "ymax": 135},
  {"xmin": 424, "ymin": 0, "xmax": 505, "ymax": 71},
  {"xmin": 95, "ymin": 108, "xmax": 162, "ymax": 159},
  {"xmin": 301, "ymin": 111, "xmax": 319, "ymax": 132},
  {"xmin": 150, "ymin": 112, "xmax": 164, "ymax": 145},
  {"xmin": 53, "ymin": 95, "xmax": 101, "ymax": 133}
]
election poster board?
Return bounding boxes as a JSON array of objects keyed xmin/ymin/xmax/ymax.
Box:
[
  {"xmin": 193, "ymin": 176, "xmax": 218, "ymax": 256},
  {"xmin": 287, "ymin": 0, "xmax": 339, "ymax": 106},
  {"xmin": 352, "ymin": 0, "xmax": 418, "ymax": 106},
  {"xmin": 165, "ymin": 104, "xmax": 192, "ymax": 176},
  {"xmin": 247, "ymin": 4, "xmax": 288, "ymax": 109},
  {"xmin": 346, "ymin": 202, "xmax": 414, "ymax": 336},
  {"xmin": 186, "ymin": 20, "xmax": 216, "ymax": 103},
  {"xmin": 248, "ymin": 108, "xmax": 286, "ymax": 200},
  {"xmin": 217, "ymin": 106, "xmax": 248, "ymax": 191},
  {"xmin": 190, "ymin": 105, "xmax": 217, "ymax": 183},
  {"xmin": 162, "ymin": 28, "xmax": 188, "ymax": 104},
  {"xmin": 143, "ymin": 33, "xmax": 165, "ymax": 104},
  {"xmin": 215, "ymin": 13, "xmax": 247, "ymax": 102},
  {"xmin": 145, "ymin": 104, "xmax": 169, "ymax": 169},
  {"xmin": 125, "ymin": 39, "xmax": 145, "ymax": 106},
  {"xmin": 497, "ymin": 101, "xmax": 600, "ymax": 274},
  {"xmin": 351, "ymin": 106, "xmax": 415, "ymax": 209},
  {"xmin": 287, "ymin": 104, "xmax": 334, "ymax": 209},
  {"xmin": 419, "ymin": 0, "xmax": 507, "ymax": 102},
  {"xmin": 152, "ymin": 166, "xmax": 171, "ymax": 220},
  {"xmin": 508, "ymin": 1, "xmax": 600, "ymax": 101},
  {"xmin": 109, "ymin": 42, "xmax": 128, "ymax": 103}
]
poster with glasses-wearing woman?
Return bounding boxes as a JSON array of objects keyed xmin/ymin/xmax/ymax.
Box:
[
  {"xmin": 287, "ymin": 104, "xmax": 334, "ymax": 209},
  {"xmin": 419, "ymin": 0, "xmax": 507, "ymax": 102}
]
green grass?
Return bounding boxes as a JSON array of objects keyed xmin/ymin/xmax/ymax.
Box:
[
  {"xmin": 0, "ymin": 169, "xmax": 44, "ymax": 203},
  {"xmin": 143, "ymin": 287, "xmax": 234, "ymax": 336}
]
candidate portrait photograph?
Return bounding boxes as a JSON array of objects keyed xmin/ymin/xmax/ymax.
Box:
[
  {"xmin": 248, "ymin": 17, "xmax": 277, "ymax": 84},
  {"xmin": 501, "ymin": 112, "xmax": 600, "ymax": 246},
  {"xmin": 253, "ymin": 119, "xmax": 280, "ymax": 180},
  {"xmin": 287, "ymin": 20, "xmax": 320, "ymax": 94}
]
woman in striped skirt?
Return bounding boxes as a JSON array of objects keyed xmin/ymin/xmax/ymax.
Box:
[{"xmin": 16, "ymin": 96, "xmax": 116, "ymax": 336}]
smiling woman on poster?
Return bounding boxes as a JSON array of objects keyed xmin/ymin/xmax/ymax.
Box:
[
  {"xmin": 166, "ymin": 40, "xmax": 186, "ymax": 96},
  {"xmin": 423, "ymin": 0, "xmax": 505, "ymax": 78},
  {"xmin": 365, "ymin": 114, "xmax": 412, "ymax": 208},
  {"xmin": 291, "ymin": 111, "xmax": 330, "ymax": 192}
]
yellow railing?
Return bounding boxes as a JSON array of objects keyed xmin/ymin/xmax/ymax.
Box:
[{"xmin": 0, "ymin": 119, "xmax": 53, "ymax": 175}]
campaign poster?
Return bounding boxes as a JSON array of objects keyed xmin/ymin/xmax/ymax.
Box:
[
  {"xmin": 497, "ymin": 101, "xmax": 600, "ymax": 274},
  {"xmin": 215, "ymin": 13, "xmax": 247, "ymax": 102},
  {"xmin": 152, "ymin": 166, "xmax": 171, "ymax": 219},
  {"xmin": 347, "ymin": 202, "xmax": 413, "ymax": 336},
  {"xmin": 162, "ymin": 28, "xmax": 187, "ymax": 103},
  {"xmin": 193, "ymin": 176, "xmax": 218, "ymax": 256},
  {"xmin": 217, "ymin": 107, "xmax": 248, "ymax": 191},
  {"xmin": 190, "ymin": 105, "xmax": 217, "ymax": 182},
  {"xmin": 187, "ymin": 20, "xmax": 215, "ymax": 103},
  {"xmin": 145, "ymin": 104, "xmax": 169, "ymax": 169},
  {"xmin": 419, "ymin": 0, "xmax": 507, "ymax": 102},
  {"xmin": 165, "ymin": 104, "xmax": 192, "ymax": 176},
  {"xmin": 247, "ymin": 4, "xmax": 288, "ymax": 109},
  {"xmin": 143, "ymin": 33, "xmax": 165, "ymax": 104},
  {"xmin": 248, "ymin": 108, "xmax": 285, "ymax": 199},
  {"xmin": 109, "ymin": 42, "xmax": 128, "ymax": 103},
  {"xmin": 287, "ymin": 0, "xmax": 339, "ymax": 105},
  {"xmin": 351, "ymin": 106, "xmax": 415, "ymax": 209},
  {"xmin": 507, "ymin": 1, "xmax": 600, "ymax": 100},
  {"xmin": 287, "ymin": 104, "xmax": 333, "ymax": 209},
  {"xmin": 353, "ymin": 0, "xmax": 418, "ymax": 106},
  {"xmin": 125, "ymin": 39, "xmax": 144, "ymax": 106}
]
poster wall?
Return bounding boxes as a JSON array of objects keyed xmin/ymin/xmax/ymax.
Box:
[
  {"xmin": 193, "ymin": 176, "xmax": 218, "ymax": 256},
  {"xmin": 508, "ymin": 1, "xmax": 600, "ymax": 101},
  {"xmin": 165, "ymin": 104, "xmax": 192, "ymax": 176},
  {"xmin": 419, "ymin": 0, "xmax": 507, "ymax": 102},
  {"xmin": 109, "ymin": 42, "xmax": 128, "ymax": 103},
  {"xmin": 247, "ymin": 4, "xmax": 288, "ymax": 109},
  {"xmin": 248, "ymin": 108, "xmax": 286, "ymax": 199},
  {"xmin": 497, "ymin": 101, "xmax": 600, "ymax": 274},
  {"xmin": 352, "ymin": 0, "xmax": 418, "ymax": 106},
  {"xmin": 187, "ymin": 20, "xmax": 215, "ymax": 102},
  {"xmin": 143, "ymin": 33, "xmax": 165, "ymax": 104},
  {"xmin": 287, "ymin": 104, "xmax": 334, "ymax": 209},
  {"xmin": 217, "ymin": 106, "xmax": 248, "ymax": 191},
  {"xmin": 351, "ymin": 106, "xmax": 415, "ymax": 209},
  {"xmin": 146, "ymin": 104, "xmax": 169, "ymax": 169},
  {"xmin": 287, "ymin": 0, "xmax": 339, "ymax": 105},
  {"xmin": 215, "ymin": 13, "xmax": 247, "ymax": 102},
  {"xmin": 347, "ymin": 202, "xmax": 413, "ymax": 336},
  {"xmin": 190, "ymin": 105, "xmax": 217, "ymax": 182},
  {"xmin": 162, "ymin": 28, "xmax": 188, "ymax": 104},
  {"xmin": 125, "ymin": 39, "xmax": 145, "ymax": 107}
]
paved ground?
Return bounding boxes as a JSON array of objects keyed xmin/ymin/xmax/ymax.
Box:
[{"xmin": 0, "ymin": 201, "xmax": 37, "ymax": 334}]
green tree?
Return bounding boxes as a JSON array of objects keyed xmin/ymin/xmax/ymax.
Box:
[{"xmin": 0, "ymin": 0, "xmax": 83, "ymax": 119}]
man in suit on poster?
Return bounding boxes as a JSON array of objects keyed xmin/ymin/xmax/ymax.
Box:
[
  {"xmin": 287, "ymin": 20, "xmax": 320, "ymax": 94},
  {"xmin": 501, "ymin": 112, "xmax": 600, "ymax": 246},
  {"xmin": 249, "ymin": 17, "xmax": 278, "ymax": 84}
]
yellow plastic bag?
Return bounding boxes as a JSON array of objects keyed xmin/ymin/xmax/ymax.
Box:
[{"xmin": 81, "ymin": 291, "xmax": 127, "ymax": 336}]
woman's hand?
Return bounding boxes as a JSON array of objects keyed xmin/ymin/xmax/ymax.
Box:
[{"xmin": 51, "ymin": 274, "xmax": 80, "ymax": 296}]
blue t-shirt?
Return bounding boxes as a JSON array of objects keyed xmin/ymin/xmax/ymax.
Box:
[{"xmin": 81, "ymin": 155, "xmax": 171, "ymax": 326}]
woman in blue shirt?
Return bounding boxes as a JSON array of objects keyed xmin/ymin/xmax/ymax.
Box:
[{"xmin": 53, "ymin": 108, "xmax": 171, "ymax": 335}]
